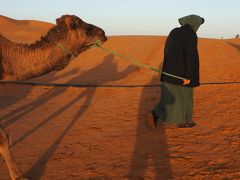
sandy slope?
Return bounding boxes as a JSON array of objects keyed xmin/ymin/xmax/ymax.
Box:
[
  {"xmin": 0, "ymin": 16, "xmax": 240, "ymax": 180},
  {"xmin": 0, "ymin": 15, "xmax": 53, "ymax": 43}
]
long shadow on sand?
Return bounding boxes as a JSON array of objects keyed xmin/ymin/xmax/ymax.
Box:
[
  {"xmin": 226, "ymin": 41, "xmax": 240, "ymax": 52},
  {"xmin": 128, "ymin": 75, "xmax": 173, "ymax": 179},
  {"xmin": 8, "ymin": 54, "xmax": 138, "ymax": 179},
  {"xmin": 0, "ymin": 68, "xmax": 79, "ymax": 124}
]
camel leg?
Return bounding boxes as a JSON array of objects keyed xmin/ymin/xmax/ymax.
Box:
[
  {"xmin": 1, "ymin": 147, "xmax": 25, "ymax": 180},
  {"xmin": 0, "ymin": 128, "xmax": 27, "ymax": 180}
]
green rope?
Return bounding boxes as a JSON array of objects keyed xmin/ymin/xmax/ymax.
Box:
[
  {"xmin": 91, "ymin": 40, "xmax": 186, "ymax": 80},
  {"xmin": 55, "ymin": 43, "xmax": 76, "ymax": 57},
  {"xmin": 56, "ymin": 40, "xmax": 186, "ymax": 80}
]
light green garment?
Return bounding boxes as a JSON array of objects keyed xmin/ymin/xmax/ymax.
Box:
[
  {"xmin": 153, "ymin": 82, "xmax": 193, "ymax": 124},
  {"xmin": 178, "ymin": 14, "xmax": 204, "ymax": 32}
]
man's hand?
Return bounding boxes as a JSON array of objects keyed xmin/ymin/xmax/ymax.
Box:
[{"xmin": 183, "ymin": 79, "xmax": 191, "ymax": 85}]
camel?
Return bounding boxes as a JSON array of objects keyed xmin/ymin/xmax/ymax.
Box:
[{"xmin": 0, "ymin": 15, "xmax": 107, "ymax": 180}]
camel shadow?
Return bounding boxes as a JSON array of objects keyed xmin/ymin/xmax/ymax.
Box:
[
  {"xmin": 0, "ymin": 68, "xmax": 78, "ymax": 121},
  {"xmin": 128, "ymin": 75, "xmax": 173, "ymax": 179},
  {"xmin": 1, "ymin": 54, "xmax": 137, "ymax": 130},
  {"xmin": 0, "ymin": 69, "xmax": 79, "ymax": 179},
  {"xmin": 226, "ymin": 42, "xmax": 240, "ymax": 52},
  {"xmin": 10, "ymin": 54, "xmax": 137, "ymax": 179},
  {"xmin": 0, "ymin": 69, "xmax": 81, "ymax": 128}
]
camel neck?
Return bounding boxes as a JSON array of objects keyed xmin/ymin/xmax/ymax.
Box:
[{"xmin": 1, "ymin": 38, "xmax": 73, "ymax": 80}]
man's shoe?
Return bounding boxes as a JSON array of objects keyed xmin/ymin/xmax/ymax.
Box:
[
  {"xmin": 188, "ymin": 121, "xmax": 196, "ymax": 128},
  {"xmin": 178, "ymin": 121, "xmax": 196, "ymax": 128}
]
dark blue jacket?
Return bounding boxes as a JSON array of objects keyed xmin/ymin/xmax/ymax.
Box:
[{"xmin": 161, "ymin": 25, "xmax": 200, "ymax": 87}]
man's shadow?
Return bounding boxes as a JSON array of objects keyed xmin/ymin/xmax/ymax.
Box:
[
  {"xmin": 128, "ymin": 74, "xmax": 173, "ymax": 179},
  {"xmin": 16, "ymin": 54, "xmax": 138, "ymax": 179}
]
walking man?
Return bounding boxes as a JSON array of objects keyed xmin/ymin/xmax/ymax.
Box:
[{"xmin": 151, "ymin": 14, "xmax": 205, "ymax": 128}]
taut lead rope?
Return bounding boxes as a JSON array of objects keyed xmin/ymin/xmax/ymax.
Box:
[
  {"xmin": 91, "ymin": 40, "xmax": 186, "ymax": 80},
  {"xmin": 55, "ymin": 40, "xmax": 186, "ymax": 80}
]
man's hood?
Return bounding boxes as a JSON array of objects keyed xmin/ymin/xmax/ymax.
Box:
[{"xmin": 178, "ymin": 14, "xmax": 205, "ymax": 32}]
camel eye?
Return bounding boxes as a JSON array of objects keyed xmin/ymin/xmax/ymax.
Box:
[
  {"xmin": 72, "ymin": 20, "xmax": 82, "ymax": 29},
  {"xmin": 70, "ymin": 21, "xmax": 77, "ymax": 29},
  {"xmin": 86, "ymin": 26, "xmax": 93, "ymax": 35}
]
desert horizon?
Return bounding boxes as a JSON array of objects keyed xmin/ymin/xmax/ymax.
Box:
[
  {"xmin": 2, "ymin": 14, "xmax": 239, "ymax": 41},
  {"xmin": 0, "ymin": 15, "xmax": 240, "ymax": 179}
]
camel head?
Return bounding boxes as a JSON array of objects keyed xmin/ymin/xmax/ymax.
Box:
[{"xmin": 55, "ymin": 15, "xmax": 107, "ymax": 55}]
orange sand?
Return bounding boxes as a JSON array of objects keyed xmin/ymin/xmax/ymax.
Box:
[{"xmin": 0, "ymin": 16, "xmax": 240, "ymax": 179}]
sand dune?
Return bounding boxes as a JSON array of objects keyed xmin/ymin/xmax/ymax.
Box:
[
  {"xmin": 0, "ymin": 15, "xmax": 53, "ymax": 43},
  {"xmin": 0, "ymin": 16, "xmax": 240, "ymax": 179}
]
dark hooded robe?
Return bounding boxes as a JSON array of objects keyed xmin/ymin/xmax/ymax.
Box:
[{"xmin": 152, "ymin": 14, "xmax": 204, "ymax": 126}]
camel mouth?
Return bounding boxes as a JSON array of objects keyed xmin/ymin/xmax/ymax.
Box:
[
  {"xmin": 78, "ymin": 44, "xmax": 93, "ymax": 53},
  {"xmin": 79, "ymin": 44, "xmax": 93, "ymax": 53},
  {"xmin": 100, "ymin": 36, "xmax": 108, "ymax": 43},
  {"xmin": 80, "ymin": 37, "xmax": 107, "ymax": 53}
]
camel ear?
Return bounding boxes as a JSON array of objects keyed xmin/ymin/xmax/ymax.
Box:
[
  {"xmin": 64, "ymin": 16, "xmax": 77, "ymax": 29},
  {"xmin": 56, "ymin": 15, "xmax": 75, "ymax": 29},
  {"xmin": 56, "ymin": 16, "xmax": 65, "ymax": 25}
]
